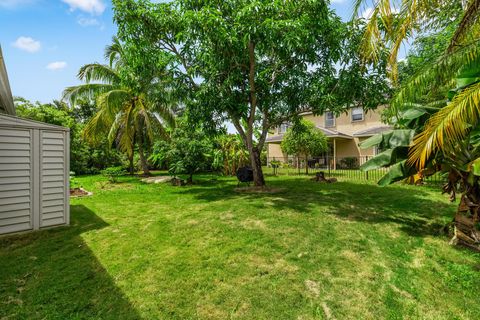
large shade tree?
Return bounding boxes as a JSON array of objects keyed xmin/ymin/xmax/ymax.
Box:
[
  {"xmin": 112, "ymin": 0, "xmax": 349, "ymax": 186},
  {"xmin": 63, "ymin": 37, "xmax": 176, "ymax": 175}
]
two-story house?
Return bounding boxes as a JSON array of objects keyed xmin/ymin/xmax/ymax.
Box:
[{"xmin": 265, "ymin": 107, "xmax": 391, "ymax": 169}]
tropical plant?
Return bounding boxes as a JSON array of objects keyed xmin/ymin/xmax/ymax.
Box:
[
  {"xmin": 101, "ymin": 166, "xmax": 127, "ymax": 183},
  {"xmin": 14, "ymin": 97, "xmax": 123, "ymax": 175},
  {"xmin": 212, "ymin": 134, "xmax": 249, "ymax": 176},
  {"xmin": 280, "ymin": 119, "xmax": 328, "ymax": 175},
  {"xmin": 355, "ymin": 0, "xmax": 480, "ymax": 250},
  {"xmin": 63, "ymin": 37, "xmax": 176, "ymax": 176},
  {"xmin": 149, "ymin": 121, "xmax": 213, "ymax": 183}
]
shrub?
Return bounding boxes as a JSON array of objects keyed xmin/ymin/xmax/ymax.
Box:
[
  {"xmin": 101, "ymin": 166, "xmax": 127, "ymax": 183},
  {"xmin": 339, "ymin": 157, "xmax": 359, "ymax": 169}
]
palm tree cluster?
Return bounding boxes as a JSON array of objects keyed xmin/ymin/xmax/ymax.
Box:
[
  {"xmin": 356, "ymin": 0, "xmax": 480, "ymax": 249},
  {"xmin": 63, "ymin": 37, "xmax": 175, "ymax": 176}
]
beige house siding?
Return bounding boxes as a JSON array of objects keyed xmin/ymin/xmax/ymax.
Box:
[{"xmin": 266, "ymin": 106, "xmax": 389, "ymax": 165}]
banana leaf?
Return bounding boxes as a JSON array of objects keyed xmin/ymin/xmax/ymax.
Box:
[
  {"xmin": 360, "ymin": 147, "xmax": 409, "ymax": 171},
  {"xmin": 359, "ymin": 129, "xmax": 414, "ymax": 150}
]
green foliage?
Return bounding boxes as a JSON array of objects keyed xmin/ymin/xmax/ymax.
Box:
[
  {"xmin": 14, "ymin": 97, "xmax": 123, "ymax": 175},
  {"xmin": 101, "ymin": 166, "xmax": 127, "ymax": 183},
  {"xmin": 150, "ymin": 121, "xmax": 213, "ymax": 182},
  {"xmin": 339, "ymin": 157, "xmax": 359, "ymax": 169},
  {"xmin": 63, "ymin": 37, "xmax": 176, "ymax": 175},
  {"xmin": 211, "ymin": 134, "xmax": 249, "ymax": 176},
  {"xmin": 281, "ymin": 119, "xmax": 327, "ymax": 159},
  {"xmin": 69, "ymin": 171, "xmax": 78, "ymax": 189},
  {"xmin": 112, "ymin": 0, "xmax": 354, "ymax": 186}
]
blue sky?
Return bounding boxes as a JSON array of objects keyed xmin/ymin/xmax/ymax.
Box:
[{"xmin": 0, "ymin": 0, "xmax": 370, "ymax": 103}]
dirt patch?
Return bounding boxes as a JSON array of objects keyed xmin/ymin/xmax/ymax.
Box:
[
  {"xmin": 141, "ymin": 176, "xmax": 171, "ymax": 184},
  {"xmin": 305, "ymin": 279, "xmax": 320, "ymax": 297},
  {"xmin": 234, "ymin": 186, "xmax": 285, "ymax": 193},
  {"xmin": 240, "ymin": 218, "xmax": 267, "ymax": 230},
  {"xmin": 70, "ymin": 188, "xmax": 92, "ymax": 197}
]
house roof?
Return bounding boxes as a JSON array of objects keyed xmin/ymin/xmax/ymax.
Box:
[
  {"xmin": 0, "ymin": 45, "xmax": 15, "ymax": 116},
  {"xmin": 352, "ymin": 126, "xmax": 392, "ymax": 137},
  {"xmin": 317, "ymin": 127, "xmax": 352, "ymax": 139},
  {"xmin": 265, "ymin": 134, "xmax": 284, "ymax": 143},
  {"xmin": 265, "ymin": 126, "xmax": 352, "ymax": 143}
]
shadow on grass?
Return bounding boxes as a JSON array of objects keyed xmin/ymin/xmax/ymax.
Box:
[
  {"xmin": 173, "ymin": 177, "xmax": 455, "ymax": 238},
  {"xmin": 0, "ymin": 205, "xmax": 141, "ymax": 320}
]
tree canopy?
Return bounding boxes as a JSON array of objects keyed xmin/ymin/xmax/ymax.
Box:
[
  {"xmin": 281, "ymin": 119, "xmax": 327, "ymax": 174},
  {"xmin": 112, "ymin": 0, "xmax": 385, "ymax": 186}
]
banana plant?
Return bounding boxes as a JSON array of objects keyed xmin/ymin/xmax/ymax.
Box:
[{"xmin": 361, "ymin": 61, "xmax": 480, "ymax": 249}]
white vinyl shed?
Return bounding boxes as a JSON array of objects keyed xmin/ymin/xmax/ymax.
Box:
[
  {"xmin": 0, "ymin": 114, "xmax": 70, "ymax": 234},
  {"xmin": 0, "ymin": 45, "xmax": 70, "ymax": 235}
]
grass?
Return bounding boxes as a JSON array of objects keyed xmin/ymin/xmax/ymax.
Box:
[{"xmin": 1, "ymin": 173, "xmax": 480, "ymax": 319}]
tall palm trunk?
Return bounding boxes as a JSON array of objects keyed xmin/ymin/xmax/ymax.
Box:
[
  {"xmin": 136, "ymin": 130, "xmax": 150, "ymax": 176},
  {"xmin": 128, "ymin": 152, "xmax": 134, "ymax": 175},
  {"xmin": 138, "ymin": 143, "xmax": 150, "ymax": 176},
  {"xmin": 451, "ymin": 173, "xmax": 480, "ymax": 250}
]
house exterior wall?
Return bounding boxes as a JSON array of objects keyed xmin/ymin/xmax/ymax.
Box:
[
  {"xmin": 0, "ymin": 115, "xmax": 69, "ymax": 235},
  {"xmin": 267, "ymin": 107, "xmax": 386, "ymax": 161}
]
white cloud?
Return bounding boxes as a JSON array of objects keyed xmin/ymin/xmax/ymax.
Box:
[
  {"xmin": 62, "ymin": 0, "xmax": 105, "ymax": 15},
  {"xmin": 12, "ymin": 36, "xmax": 41, "ymax": 53},
  {"xmin": 0, "ymin": 0, "xmax": 36, "ymax": 9},
  {"xmin": 77, "ymin": 17, "xmax": 100, "ymax": 26},
  {"xmin": 361, "ymin": 7, "xmax": 374, "ymax": 19},
  {"xmin": 330, "ymin": 0, "xmax": 345, "ymax": 3},
  {"xmin": 46, "ymin": 61, "xmax": 67, "ymax": 70}
]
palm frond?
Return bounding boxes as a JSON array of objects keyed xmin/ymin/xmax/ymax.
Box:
[
  {"xmin": 78, "ymin": 63, "xmax": 121, "ymax": 84},
  {"xmin": 408, "ymin": 81, "xmax": 480, "ymax": 168},
  {"xmin": 96, "ymin": 89, "xmax": 132, "ymax": 119},
  {"xmin": 62, "ymin": 83, "xmax": 117, "ymax": 106},
  {"xmin": 391, "ymin": 40, "xmax": 480, "ymax": 112},
  {"xmin": 104, "ymin": 36, "xmax": 125, "ymax": 68},
  {"xmin": 449, "ymin": 0, "xmax": 480, "ymax": 51},
  {"xmin": 83, "ymin": 107, "xmax": 115, "ymax": 145}
]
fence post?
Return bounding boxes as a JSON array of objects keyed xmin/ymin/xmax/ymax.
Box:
[{"xmin": 365, "ymin": 156, "xmax": 369, "ymax": 180}]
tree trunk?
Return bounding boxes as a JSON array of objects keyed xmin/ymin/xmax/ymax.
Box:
[
  {"xmin": 248, "ymin": 146, "xmax": 265, "ymax": 186},
  {"xmin": 305, "ymin": 155, "xmax": 309, "ymax": 175},
  {"xmin": 137, "ymin": 144, "xmax": 151, "ymax": 176},
  {"xmin": 128, "ymin": 153, "xmax": 134, "ymax": 175},
  {"xmin": 187, "ymin": 174, "xmax": 193, "ymax": 185},
  {"xmin": 449, "ymin": 174, "xmax": 480, "ymax": 251}
]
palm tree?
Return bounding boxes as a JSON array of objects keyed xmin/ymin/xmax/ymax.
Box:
[
  {"xmin": 63, "ymin": 37, "xmax": 175, "ymax": 175},
  {"xmin": 353, "ymin": 0, "xmax": 480, "ymax": 167},
  {"xmin": 355, "ymin": 1, "xmax": 480, "ymax": 249}
]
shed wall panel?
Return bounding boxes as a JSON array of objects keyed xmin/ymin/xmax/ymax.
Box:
[
  {"xmin": 40, "ymin": 130, "xmax": 67, "ymax": 228},
  {"xmin": 0, "ymin": 128, "xmax": 33, "ymax": 233}
]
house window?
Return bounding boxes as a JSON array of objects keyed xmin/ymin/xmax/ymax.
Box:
[
  {"xmin": 278, "ymin": 123, "xmax": 290, "ymax": 134},
  {"xmin": 325, "ymin": 111, "xmax": 335, "ymax": 127},
  {"xmin": 351, "ymin": 107, "xmax": 364, "ymax": 122}
]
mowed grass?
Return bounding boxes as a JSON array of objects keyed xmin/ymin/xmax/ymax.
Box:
[{"xmin": 1, "ymin": 174, "xmax": 480, "ymax": 319}]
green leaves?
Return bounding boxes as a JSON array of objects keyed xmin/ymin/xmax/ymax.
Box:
[
  {"xmin": 360, "ymin": 129, "xmax": 414, "ymax": 150},
  {"xmin": 280, "ymin": 119, "xmax": 328, "ymax": 158}
]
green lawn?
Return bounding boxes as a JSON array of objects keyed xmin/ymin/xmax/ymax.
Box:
[{"xmin": 1, "ymin": 174, "xmax": 480, "ymax": 319}]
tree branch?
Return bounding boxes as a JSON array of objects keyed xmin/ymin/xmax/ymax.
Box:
[{"xmin": 247, "ymin": 40, "xmax": 257, "ymax": 139}]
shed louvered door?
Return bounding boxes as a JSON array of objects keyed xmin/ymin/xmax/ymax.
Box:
[
  {"xmin": 40, "ymin": 130, "xmax": 67, "ymax": 227},
  {"xmin": 0, "ymin": 128, "xmax": 33, "ymax": 233}
]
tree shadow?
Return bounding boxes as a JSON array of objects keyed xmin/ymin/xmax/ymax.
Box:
[
  {"xmin": 172, "ymin": 177, "xmax": 456, "ymax": 238},
  {"xmin": 0, "ymin": 205, "xmax": 141, "ymax": 320}
]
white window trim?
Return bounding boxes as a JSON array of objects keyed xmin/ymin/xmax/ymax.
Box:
[
  {"xmin": 325, "ymin": 111, "xmax": 335, "ymax": 127},
  {"xmin": 278, "ymin": 122, "xmax": 290, "ymax": 134},
  {"xmin": 351, "ymin": 107, "xmax": 364, "ymax": 122}
]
